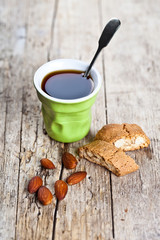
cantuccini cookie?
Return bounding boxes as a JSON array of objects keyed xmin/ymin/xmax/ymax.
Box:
[
  {"xmin": 95, "ymin": 123, "xmax": 150, "ymax": 151},
  {"xmin": 79, "ymin": 140, "xmax": 139, "ymax": 176}
]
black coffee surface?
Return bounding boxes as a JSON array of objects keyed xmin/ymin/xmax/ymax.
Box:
[{"xmin": 41, "ymin": 70, "xmax": 94, "ymax": 100}]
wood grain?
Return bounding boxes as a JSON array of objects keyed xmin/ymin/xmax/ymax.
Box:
[
  {"xmin": 0, "ymin": 0, "xmax": 160, "ymax": 239},
  {"xmin": 101, "ymin": 0, "xmax": 160, "ymax": 239}
]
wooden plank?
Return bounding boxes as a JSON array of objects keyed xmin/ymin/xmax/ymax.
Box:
[
  {"xmin": 101, "ymin": 0, "xmax": 160, "ymax": 239},
  {"xmin": 49, "ymin": 0, "xmax": 113, "ymax": 239},
  {"xmin": 0, "ymin": 0, "xmax": 28, "ymax": 239},
  {"xmin": 15, "ymin": 1, "xmax": 63, "ymax": 240}
]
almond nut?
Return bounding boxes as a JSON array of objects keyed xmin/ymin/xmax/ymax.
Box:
[
  {"xmin": 67, "ymin": 171, "xmax": 87, "ymax": 185},
  {"xmin": 62, "ymin": 152, "xmax": 78, "ymax": 169},
  {"xmin": 28, "ymin": 176, "xmax": 43, "ymax": 194},
  {"xmin": 38, "ymin": 186, "xmax": 53, "ymax": 205},
  {"xmin": 40, "ymin": 158, "xmax": 56, "ymax": 169},
  {"xmin": 55, "ymin": 180, "xmax": 68, "ymax": 201}
]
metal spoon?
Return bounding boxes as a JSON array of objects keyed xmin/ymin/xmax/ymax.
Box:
[{"xmin": 83, "ymin": 18, "xmax": 121, "ymax": 77}]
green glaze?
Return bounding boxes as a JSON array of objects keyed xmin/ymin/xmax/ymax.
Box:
[{"xmin": 37, "ymin": 91, "xmax": 97, "ymax": 142}]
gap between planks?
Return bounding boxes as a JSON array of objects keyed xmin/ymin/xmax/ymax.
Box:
[
  {"xmin": 52, "ymin": 144, "xmax": 68, "ymax": 240},
  {"xmin": 46, "ymin": 1, "xmax": 72, "ymax": 238},
  {"xmin": 99, "ymin": 0, "xmax": 115, "ymax": 239},
  {"xmin": 45, "ymin": 0, "xmax": 66, "ymax": 239},
  {"xmin": 15, "ymin": 87, "xmax": 24, "ymax": 240}
]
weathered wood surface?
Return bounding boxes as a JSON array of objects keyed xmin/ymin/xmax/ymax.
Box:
[
  {"xmin": 101, "ymin": 1, "xmax": 160, "ymax": 239},
  {"xmin": 0, "ymin": 0, "xmax": 160, "ymax": 240}
]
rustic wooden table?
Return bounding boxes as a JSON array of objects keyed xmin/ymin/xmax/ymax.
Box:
[{"xmin": 0, "ymin": 0, "xmax": 160, "ymax": 239}]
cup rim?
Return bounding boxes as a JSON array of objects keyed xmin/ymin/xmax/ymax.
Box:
[{"xmin": 34, "ymin": 59, "xmax": 102, "ymax": 103}]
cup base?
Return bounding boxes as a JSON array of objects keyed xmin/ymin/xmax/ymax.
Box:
[{"xmin": 46, "ymin": 128, "xmax": 90, "ymax": 143}]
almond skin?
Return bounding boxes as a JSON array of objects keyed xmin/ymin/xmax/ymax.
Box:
[
  {"xmin": 40, "ymin": 158, "xmax": 56, "ymax": 169},
  {"xmin": 62, "ymin": 152, "xmax": 78, "ymax": 169},
  {"xmin": 28, "ymin": 176, "xmax": 43, "ymax": 194},
  {"xmin": 67, "ymin": 171, "xmax": 87, "ymax": 185},
  {"xmin": 55, "ymin": 180, "xmax": 68, "ymax": 201},
  {"xmin": 38, "ymin": 186, "xmax": 53, "ymax": 205}
]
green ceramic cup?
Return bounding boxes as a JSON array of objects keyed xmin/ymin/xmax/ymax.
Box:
[{"xmin": 34, "ymin": 59, "xmax": 102, "ymax": 143}]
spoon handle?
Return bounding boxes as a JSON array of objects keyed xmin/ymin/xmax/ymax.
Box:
[
  {"xmin": 83, "ymin": 46, "xmax": 101, "ymax": 78},
  {"xmin": 84, "ymin": 18, "xmax": 121, "ymax": 78}
]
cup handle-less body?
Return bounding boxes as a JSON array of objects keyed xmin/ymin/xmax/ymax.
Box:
[{"xmin": 38, "ymin": 92, "xmax": 97, "ymax": 143}]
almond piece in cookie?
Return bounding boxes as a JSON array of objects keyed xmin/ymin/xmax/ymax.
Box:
[
  {"xmin": 79, "ymin": 140, "xmax": 139, "ymax": 177},
  {"xmin": 95, "ymin": 123, "xmax": 150, "ymax": 151}
]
